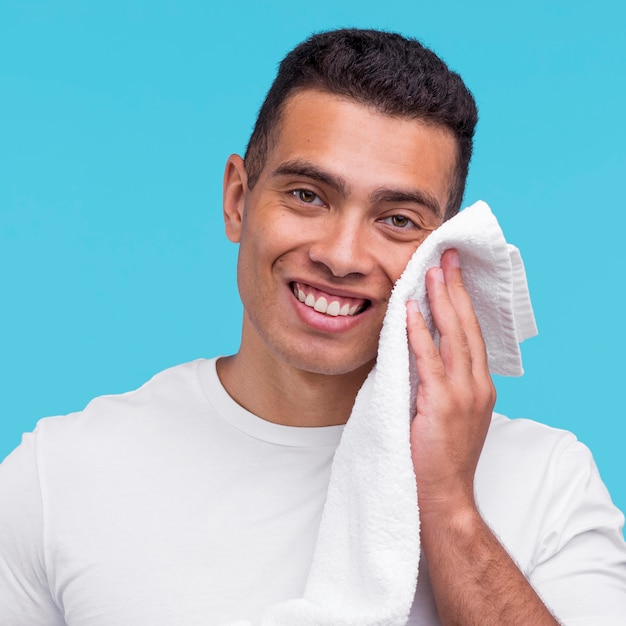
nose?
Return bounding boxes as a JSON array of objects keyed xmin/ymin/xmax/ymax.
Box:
[{"xmin": 308, "ymin": 214, "xmax": 375, "ymax": 278}]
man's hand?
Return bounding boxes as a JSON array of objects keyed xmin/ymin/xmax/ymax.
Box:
[
  {"xmin": 407, "ymin": 248, "xmax": 495, "ymax": 518},
  {"xmin": 406, "ymin": 248, "xmax": 558, "ymax": 625}
]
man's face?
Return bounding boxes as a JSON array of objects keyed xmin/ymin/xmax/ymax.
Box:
[{"xmin": 223, "ymin": 89, "xmax": 457, "ymax": 379}]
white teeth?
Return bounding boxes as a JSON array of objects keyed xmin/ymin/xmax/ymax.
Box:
[
  {"xmin": 313, "ymin": 296, "xmax": 328, "ymax": 313},
  {"xmin": 326, "ymin": 301, "xmax": 340, "ymax": 316},
  {"xmin": 294, "ymin": 283, "xmax": 365, "ymax": 317}
]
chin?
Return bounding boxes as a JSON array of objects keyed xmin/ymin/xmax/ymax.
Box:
[{"xmin": 275, "ymin": 344, "xmax": 377, "ymax": 379}]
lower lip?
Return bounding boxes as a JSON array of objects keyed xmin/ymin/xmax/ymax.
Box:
[{"xmin": 289, "ymin": 288, "xmax": 370, "ymax": 334}]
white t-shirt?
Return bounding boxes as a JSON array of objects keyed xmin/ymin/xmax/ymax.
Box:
[{"xmin": 1, "ymin": 358, "xmax": 625, "ymax": 625}]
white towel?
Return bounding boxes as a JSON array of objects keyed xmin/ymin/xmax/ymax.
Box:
[{"xmin": 229, "ymin": 200, "xmax": 537, "ymax": 626}]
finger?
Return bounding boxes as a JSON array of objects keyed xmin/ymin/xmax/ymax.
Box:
[
  {"xmin": 424, "ymin": 264, "xmax": 473, "ymax": 378},
  {"xmin": 440, "ymin": 249, "xmax": 489, "ymax": 375},
  {"xmin": 406, "ymin": 300, "xmax": 446, "ymax": 384}
]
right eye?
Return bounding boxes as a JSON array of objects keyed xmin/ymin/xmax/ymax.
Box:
[{"xmin": 291, "ymin": 189, "xmax": 325, "ymax": 206}]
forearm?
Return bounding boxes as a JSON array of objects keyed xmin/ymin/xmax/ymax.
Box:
[{"xmin": 420, "ymin": 505, "xmax": 559, "ymax": 626}]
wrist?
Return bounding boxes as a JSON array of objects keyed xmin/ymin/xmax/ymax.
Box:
[{"xmin": 419, "ymin": 496, "xmax": 482, "ymax": 537}]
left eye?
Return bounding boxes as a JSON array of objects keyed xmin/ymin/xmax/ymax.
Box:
[
  {"xmin": 382, "ymin": 215, "xmax": 416, "ymax": 229},
  {"xmin": 292, "ymin": 190, "xmax": 324, "ymax": 206}
]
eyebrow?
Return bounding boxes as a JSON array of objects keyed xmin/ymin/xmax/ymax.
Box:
[
  {"xmin": 369, "ymin": 188, "xmax": 442, "ymax": 219},
  {"xmin": 270, "ymin": 159, "xmax": 350, "ymax": 198},
  {"xmin": 271, "ymin": 158, "xmax": 442, "ymax": 219}
]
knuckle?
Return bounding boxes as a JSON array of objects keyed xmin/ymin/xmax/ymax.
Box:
[
  {"xmin": 467, "ymin": 314, "xmax": 484, "ymax": 337},
  {"xmin": 476, "ymin": 378, "xmax": 497, "ymax": 410}
]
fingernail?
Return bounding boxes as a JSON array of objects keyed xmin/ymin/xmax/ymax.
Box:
[
  {"xmin": 451, "ymin": 250, "xmax": 460, "ymax": 267},
  {"xmin": 407, "ymin": 300, "xmax": 420, "ymax": 313},
  {"xmin": 436, "ymin": 268, "xmax": 445, "ymax": 283}
]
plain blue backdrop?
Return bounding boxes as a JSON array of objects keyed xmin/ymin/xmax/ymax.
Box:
[{"xmin": 1, "ymin": 1, "xmax": 625, "ymax": 524}]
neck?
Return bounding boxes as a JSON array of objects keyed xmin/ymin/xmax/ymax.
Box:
[{"xmin": 216, "ymin": 344, "xmax": 372, "ymax": 428}]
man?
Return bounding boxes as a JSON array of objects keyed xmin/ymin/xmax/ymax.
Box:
[{"xmin": 1, "ymin": 28, "xmax": 625, "ymax": 625}]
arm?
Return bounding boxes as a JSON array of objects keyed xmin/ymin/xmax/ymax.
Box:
[
  {"xmin": 406, "ymin": 249, "xmax": 558, "ymax": 625},
  {"xmin": 0, "ymin": 432, "xmax": 65, "ymax": 624}
]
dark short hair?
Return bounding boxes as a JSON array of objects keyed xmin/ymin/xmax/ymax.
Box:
[{"xmin": 244, "ymin": 28, "xmax": 478, "ymax": 218}]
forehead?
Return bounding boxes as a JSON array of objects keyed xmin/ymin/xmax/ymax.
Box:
[{"xmin": 264, "ymin": 89, "xmax": 457, "ymax": 208}]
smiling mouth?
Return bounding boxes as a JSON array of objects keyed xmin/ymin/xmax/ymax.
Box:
[{"xmin": 291, "ymin": 282, "xmax": 370, "ymax": 317}]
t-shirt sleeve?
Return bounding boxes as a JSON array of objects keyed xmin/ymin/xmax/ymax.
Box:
[
  {"xmin": 0, "ymin": 430, "xmax": 65, "ymax": 624},
  {"xmin": 529, "ymin": 439, "xmax": 626, "ymax": 625}
]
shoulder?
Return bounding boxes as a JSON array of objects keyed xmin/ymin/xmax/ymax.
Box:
[
  {"xmin": 477, "ymin": 413, "xmax": 625, "ymax": 571},
  {"xmin": 478, "ymin": 412, "xmax": 608, "ymax": 507},
  {"xmin": 17, "ymin": 358, "xmax": 220, "ymax": 478},
  {"xmin": 481, "ymin": 412, "xmax": 587, "ymax": 477},
  {"xmin": 34, "ymin": 358, "xmax": 214, "ymax": 438},
  {"xmin": 1, "ymin": 358, "xmax": 224, "ymax": 514},
  {"xmin": 482, "ymin": 418, "xmax": 626, "ymax": 620}
]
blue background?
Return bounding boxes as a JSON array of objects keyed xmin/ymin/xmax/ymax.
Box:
[{"xmin": 1, "ymin": 1, "xmax": 624, "ymax": 523}]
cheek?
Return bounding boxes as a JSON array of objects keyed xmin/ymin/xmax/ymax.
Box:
[
  {"xmin": 235, "ymin": 219, "xmax": 293, "ymax": 306},
  {"xmin": 238, "ymin": 220, "xmax": 276, "ymax": 276},
  {"xmin": 241, "ymin": 208, "xmax": 301, "ymax": 256},
  {"xmin": 380, "ymin": 247, "xmax": 423, "ymax": 287}
]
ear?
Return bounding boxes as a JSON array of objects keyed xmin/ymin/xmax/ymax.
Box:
[{"xmin": 222, "ymin": 154, "xmax": 248, "ymax": 243}]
